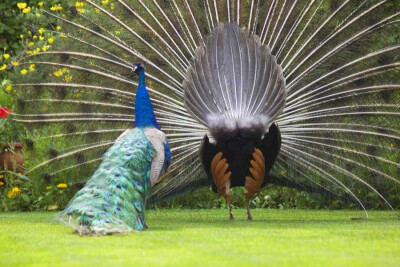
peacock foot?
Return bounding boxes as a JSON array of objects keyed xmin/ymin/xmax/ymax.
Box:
[
  {"xmin": 245, "ymin": 197, "xmax": 253, "ymax": 221},
  {"xmin": 247, "ymin": 210, "xmax": 253, "ymax": 221},
  {"xmin": 226, "ymin": 195, "xmax": 234, "ymax": 220}
]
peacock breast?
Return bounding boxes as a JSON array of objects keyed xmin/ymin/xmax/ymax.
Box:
[{"xmin": 143, "ymin": 128, "xmax": 169, "ymax": 187}]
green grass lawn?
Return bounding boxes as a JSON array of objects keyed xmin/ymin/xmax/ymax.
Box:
[{"xmin": 0, "ymin": 209, "xmax": 399, "ymax": 267}]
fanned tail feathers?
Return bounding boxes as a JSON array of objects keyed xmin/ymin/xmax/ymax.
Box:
[{"xmin": 8, "ymin": 0, "xmax": 400, "ymax": 209}]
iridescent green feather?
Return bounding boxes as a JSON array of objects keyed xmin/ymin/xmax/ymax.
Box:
[{"xmin": 60, "ymin": 128, "xmax": 155, "ymax": 235}]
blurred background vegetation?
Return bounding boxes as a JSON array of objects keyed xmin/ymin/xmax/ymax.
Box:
[{"xmin": 0, "ymin": 0, "xmax": 399, "ymax": 212}]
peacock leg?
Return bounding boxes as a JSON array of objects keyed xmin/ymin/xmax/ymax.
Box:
[
  {"xmin": 227, "ymin": 197, "xmax": 234, "ymax": 220},
  {"xmin": 246, "ymin": 198, "xmax": 253, "ymax": 220},
  {"xmin": 224, "ymin": 180, "xmax": 234, "ymax": 220}
]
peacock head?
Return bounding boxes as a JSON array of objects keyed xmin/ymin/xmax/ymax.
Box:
[{"xmin": 133, "ymin": 62, "xmax": 145, "ymax": 74}]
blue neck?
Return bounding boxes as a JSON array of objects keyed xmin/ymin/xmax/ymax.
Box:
[{"xmin": 134, "ymin": 70, "xmax": 160, "ymax": 129}]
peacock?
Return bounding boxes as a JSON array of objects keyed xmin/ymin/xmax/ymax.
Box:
[
  {"xmin": 5, "ymin": 0, "xmax": 400, "ymax": 224},
  {"xmin": 57, "ymin": 62, "xmax": 170, "ymax": 235},
  {"xmin": 185, "ymin": 23, "xmax": 285, "ymax": 219}
]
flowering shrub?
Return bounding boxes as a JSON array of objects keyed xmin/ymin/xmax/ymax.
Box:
[
  {"xmin": 0, "ymin": 1, "xmax": 83, "ymax": 211},
  {"xmin": 0, "ymin": 1, "xmax": 61, "ymax": 53},
  {"xmin": 0, "ymin": 169, "xmax": 73, "ymax": 211}
]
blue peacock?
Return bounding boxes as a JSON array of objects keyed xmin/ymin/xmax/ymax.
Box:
[
  {"xmin": 6, "ymin": 0, "xmax": 400, "ymax": 227},
  {"xmin": 60, "ymin": 62, "xmax": 170, "ymax": 235}
]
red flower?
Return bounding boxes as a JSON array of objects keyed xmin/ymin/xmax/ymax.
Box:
[{"xmin": 0, "ymin": 107, "xmax": 12, "ymax": 118}]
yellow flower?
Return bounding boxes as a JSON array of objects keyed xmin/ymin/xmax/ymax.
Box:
[
  {"xmin": 110, "ymin": 3, "xmax": 114, "ymax": 9},
  {"xmin": 6, "ymin": 85, "xmax": 12, "ymax": 91},
  {"xmin": 39, "ymin": 36, "xmax": 44, "ymax": 41},
  {"xmin": 20, "ymin": 69, "xmax": 28, "ymax": 75},
  {"xmin": 46, "ymin": 186, "xmax": 52, "ymax": 190},
  {"xmin": 8, "ymin": 187, "xmax": 22, "ymax": 198},
  {"xmin": 95, "ymin": 8, "xmax": 100, "ymax": 13},
  {"xmin": 280, "ymin": 170, "xmax": 287, "ymax": 176},
  {"xmin": 22, "ymin": 7, "xmax": 31, "ymax": 13},
  {"xmin": 64, "ymin": 75, "xmax": 73, "ymax": 82},
  {"xmin": 35, "ymin": 47, "xmax": 41, "ymax": 53},
  {"xmin": 50, "ymin": 5, "xmax": 63, "ymax": 11},
  {"xmin": 53, "ymin": 68, "xmax": 68, "ymax": 77},
  {"xmin": 48, "ymin": 38, "xmax": 54, "ymax": 44},
  {"xmin": 29, "ymin": 64, "xmax": 35, "ymax": 72},
  {"xmin": 42, "ymin": 45, "xmax": 50, "ymax": 51},
  {"xmin": 390, "ymin": 143, "xmax": 394, "ymax": 147},
  {"xmin": 20, "ymin": 34, "xmax": 24, "ymax": 38},
  {"xmin": 36, "ymin": 13, "xmax": 41, "ymax": 17},
  {"xmin": 60, "ymin": 33, "xmax": 67, "ymax": 38},
  {"xmin": 114, "ymin": 30, "xmax": 120, "ymax": 35},
  {"xmin": 3, "ymin": 54, "xmax": 10, "ymax": 59},
  {"xmin": 47, "ymin": 204, "xmax": 59, "ymax": 211},
  {"xmin": 38, "ymin": 28, "xmax": 44, "ymax": 35},
  {"xmin": 102, "ymin": 0, "xmax": 109, "ymax": 5},
  {"xmin": 0, "ymin": 64, "xmax": 7, "ymax": 71},
  {"xmin": 28, "ymin": 41, "xmax": 34, "ymax": 47},
  {"xmin": 56, "ymin": 26, "xmax": 61, "ymax": 31},
  {"xmin": 17, "ymin": 3, "xmax": 27, "ymax": 9},
  {"xmin": 11, "ymin": 61, "xmax": 19, "ymax": 66},
  {"xmin": 33, "ymin": 35, "xmax": 37, "ymax": 39},
  {"xmin": 0, "ymin": 181, "xmax": 4, "ymax": 186},
  {"xmin": 38, "ymin": 2, "xmax": 43, "ymax": 6},
  {"xmin": 75, "ymin": 1, "xmax": 85, "ymax": 7},
  {"xmin": 57, "ymin": 183, "xmax": 67, "ymax": 189},
  {"xmin": 54, "ymin": 70, "xmax": 62, "ymax": 77}
]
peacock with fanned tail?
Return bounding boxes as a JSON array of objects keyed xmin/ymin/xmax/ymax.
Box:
[{"xmin": 6, "ymin": 0, "xmax": 400, "ymax": 223}]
